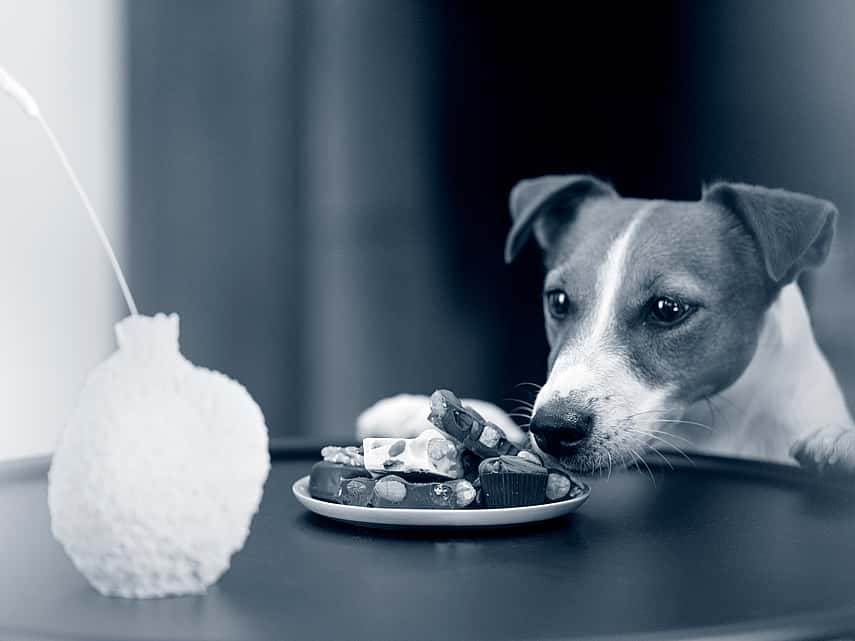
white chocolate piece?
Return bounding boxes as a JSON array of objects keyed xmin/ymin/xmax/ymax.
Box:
[{"xmin": 363, "ymin": 428, "xmax": 462, "ymax": 479}]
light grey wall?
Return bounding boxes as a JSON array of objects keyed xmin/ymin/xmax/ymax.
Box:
[{"xmin": 0, "ymin": 0, "xmax": 123, "ymax": 459}]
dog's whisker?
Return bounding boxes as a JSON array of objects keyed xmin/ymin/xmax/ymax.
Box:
[
  {"xmin": 626, "ymin": 427, "xmax": 697, "ymax": 466},
  {"xmin": 636, "ymin": 428, "xmax": 696, "ymax": 446},
  {"xmin": 645, "ymin": 443, "xmax": 674, "ymax": 470},
  {"xmin": 618, "ymin": 445, "xmax": 634, "ymax": 471},
  {"xmin": 702, "ymin": 396, "xmax": 718, "ymax": 429},
  {"xmin": 711, "ymin": 392, "xmax": 744, "ymax": 414},
  {"xmin": 644, "ymin": 434, "xmax": 696, "ymax": 466},
  {"xmin": 508, "ymin": 406, "xmax": 532, "ymax": 415},
  {"xmin": 605, "ymin": 448, "xmax": 614, "ymax": 481},
  {"xmin": 621, "ymin": 448, "xmax": 636, "ymax": 472},
  {"xmin": 507, "ymin": 413, "xmax": 532, "ymax": 419},
  {"xmin": 708, "ymin": 394, "xmax": 742, "ymax": 433},
  {"xmin": 633, "ymin": 418, "xmax": 714, "ymax": 432},
  {"xmin": 627, "ymin": 445, "xmax": 656, "ymax": 485},
  {"xmin": 631, "ymin": 430, "xmax": 656, "ymax": 485},
  {"xmin": 625, "ymin": 424, "xmax": 682, "ymax": 447},
  {"xmin": 504, "ymin": 397, "xmax": 534, "ymax": 408},
  {"xmin": 622, "ymin": 448, "xmax": 636, "ymax": 473},
  {"xmin": 513, "ymin": 382, "xmax": 542, "ymax": 391},
  {"xmin": 624, "ymin": 435, "xmax": 656, "ymax": 484},
  {"xmin": 620, "ymin": 408, "xmax": 671, "ymax": 421}
]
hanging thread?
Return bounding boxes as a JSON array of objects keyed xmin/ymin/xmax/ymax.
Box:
[{"xmin": 0, "ymin": 65, "xmax": 138, "ymax": 316}]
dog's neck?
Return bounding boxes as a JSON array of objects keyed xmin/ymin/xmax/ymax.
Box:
[{"xmin": 681, "ymin": 283, "xmax": 853, "ymax": 464}]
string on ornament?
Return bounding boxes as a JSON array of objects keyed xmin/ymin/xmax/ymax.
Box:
[{"xmin": 0, "ymin": 64, "xmax": 138, "ymax": 316}]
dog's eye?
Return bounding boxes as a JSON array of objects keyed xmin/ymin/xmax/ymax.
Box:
[
  {"xmin": 648, "ymin": 296, "xmax": 694, "ymax": 326},
  {"xmin": 545, "ymin": 289, "xmax": 572, "ymax": 320}
]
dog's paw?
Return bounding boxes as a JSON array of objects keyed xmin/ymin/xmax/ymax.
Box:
[
  {"xmin": 790, "ymin": 426, "xmax": 855, "ymax": 477},
  {"xmin": 356, "ymin": 394, "xmax": 527, "ymax": 445},
  {"xmin": 356, "ymin": 394, "xmax": 434, "ymax": 441}
]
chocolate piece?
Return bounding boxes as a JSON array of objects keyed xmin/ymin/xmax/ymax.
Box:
[
  {"xmin": 335, "ymin": 475, "xmax": 477, "ymax": 509},
  {"xmin": 321, "ymin": 445, "xmax": 364, "ymax": 467},
  {"xmin": 478, "ymin": 455, "xmax": 548, "ymax": 508},
  {"xmin": 479, "ymin": 455, "xmax": 546, "ymax": 475},
  {"xmin": 543, "ymin": 467, "xmax": 586, "ymax": 501},
  {"xmin": 373, "ymin": 476, "xmax": 476, "ymax": 509},
  {"xmin": 460, "ymin": 450, "xmax": 483, "ymax": 482},
  {"xmin": 363, "ymin": 428, "xmax": 462, "ymax": 479},
  {"xmin": 517, "ymin": 450, "xmax": 543, "ymax": 465},
  {"xmin": 478, "ymin": 453, "xmax": 584, "ymax": 504},
  {"xmin": 309, "ymin": 461, "xmax": 371, "ymax": 502},
  {"xmin": 337, "ymin": 477, "xmax": 375, "ymax": 506},
  {"xmin": 545, "ymin": 471, "xmax": 574, "ymax": 502},
  {"xmin": 428, "ymin": 389, "xmax": 520, "ymax": 459},
  {"xmin": 519, "ymin": 454, "xmax": 583, "ymax": 502}
]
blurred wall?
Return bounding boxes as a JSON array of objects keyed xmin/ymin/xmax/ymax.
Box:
[
  {"xmin": 0, "ymin": 1, "xmax": 123, "ymax": 460},
  {"xmin": 1, "ymin": 1, "xmax": 851, "ymax": 459},
  {"xmin": 126, "ymin": 0, "xmax": 855, "ymax": 443}
]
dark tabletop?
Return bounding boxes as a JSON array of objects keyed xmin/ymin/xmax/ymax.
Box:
[{"xmin": 2, "ymin": 440, "xmax": 855, "ymax": 641}]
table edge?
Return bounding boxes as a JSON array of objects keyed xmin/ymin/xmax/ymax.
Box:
[{"xmin": 1, "ymin": 441, "xmax": 853, "ymax": 641}]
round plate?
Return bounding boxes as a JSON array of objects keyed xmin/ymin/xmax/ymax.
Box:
[{"xmin": 291, "ymin": 474, "xmax": 590, "ymax": 527}]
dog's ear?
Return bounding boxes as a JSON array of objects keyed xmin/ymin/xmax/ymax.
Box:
[
  {"xmin": 703, "ymin": 182, "xmax": 837, "ymax": 285},
  {"xmin": 505, "ymin": 175, "xmax": 617, "ymax": 263}
]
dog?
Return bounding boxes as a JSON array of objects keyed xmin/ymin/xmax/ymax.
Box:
[{"xmin": 358, "ymin": 175, "xmax": 855, "ymax": 476}]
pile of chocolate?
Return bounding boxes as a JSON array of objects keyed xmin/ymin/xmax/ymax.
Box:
[{"xmin": 309, "ymin": 389, "xmax": 585, "ymax": 509}]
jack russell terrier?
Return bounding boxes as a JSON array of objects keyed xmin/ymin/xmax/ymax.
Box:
[{"xmin": 358, "ymin": 176, "xmax": 855, "ymax": 477}]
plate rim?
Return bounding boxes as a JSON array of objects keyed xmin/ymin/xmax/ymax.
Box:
[{"xmin": 291, "ymin": 474, "xmax": 590, "ymax": 528}]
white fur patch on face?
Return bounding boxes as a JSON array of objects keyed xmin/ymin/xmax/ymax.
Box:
[
  {"xmin": 534, "ymin": 352, "xmax": 676, "ymax": 468},
  {"xmin": 584, "ymin": 204, "xmax": 655, "ymax": 350},
  {"xmin": 533, "ymin": 201, "xmax": 680, "ymax": 471}
]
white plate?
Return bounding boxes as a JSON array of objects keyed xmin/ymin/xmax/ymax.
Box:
[{"xmin": 291, "ymin": 475, "xmax": 590, "ymax": 528}]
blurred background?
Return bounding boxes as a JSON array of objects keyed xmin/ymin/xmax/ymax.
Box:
[{"xmin": 2, "ymin": 0, "xmax": 855, "ymax": 459}]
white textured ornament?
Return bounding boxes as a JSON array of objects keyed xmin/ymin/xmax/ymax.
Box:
[{"xmin": 48, "ymin": 314, "xmax": 270, "ymax": 598}]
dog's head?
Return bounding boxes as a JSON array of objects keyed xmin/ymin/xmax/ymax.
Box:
[{"xmin": 506, "ymin": 175, "xmax": 837, "ymax": 472}]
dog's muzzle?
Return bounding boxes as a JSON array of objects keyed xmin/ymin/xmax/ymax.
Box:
[{"xmin": 530, "ymin": 405, "xmax": 594, "ymax": 456}]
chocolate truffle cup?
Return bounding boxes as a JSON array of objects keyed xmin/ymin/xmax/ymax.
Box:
[
  {"xmin": 480, "ymin": 472, "xmax": 547, "ymax": 508},
  {"xmin": 481, "ymin": 472, "xmax": 547, "ymax": 507},
  {"xmin": 478, "ymin": 455, "xmax": 549, "ymax": 507}
]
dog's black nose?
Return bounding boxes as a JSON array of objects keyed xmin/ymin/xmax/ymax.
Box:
[{"xmin": 530, "ymin": 405, "xmax": 594, "ymax": 456}]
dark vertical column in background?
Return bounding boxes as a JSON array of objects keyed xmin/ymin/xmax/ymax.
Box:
[
  {"xmin": 126, "ymin": 1, "xmax": 306, "ymax": 434},
  {"xmin": 300, "ymin": 1, "xmax": 492, "ymax": 436}
]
